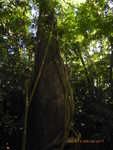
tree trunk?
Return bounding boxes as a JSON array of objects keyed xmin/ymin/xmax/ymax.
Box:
[
  {"xmin": 26, "ymin": 1, "xmax": 73, "ymax": 150},
  {"xmin": 109, "ymin": 49, "xmax": 113, "ymax": 101},
  {"xmin": 109, "ymin": 37, "xmax": 113, "ymax": 101},
  {"xmin": 76, "ymin": 49, "xmax": 94, "ymax": 99}
]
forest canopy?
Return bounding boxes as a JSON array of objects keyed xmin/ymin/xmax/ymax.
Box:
[{"xmin": 0, "ymin": 0, "xmax": 113, "ymax": 149}]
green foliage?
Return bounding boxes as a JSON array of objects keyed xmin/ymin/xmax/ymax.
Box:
[
  {"xmin": 1, "ymin": 0, "xmax": 113, "ymax": 148},
  {"xmin": 56, "ymin": 0, "xmax": 113, "ymax": 144}
]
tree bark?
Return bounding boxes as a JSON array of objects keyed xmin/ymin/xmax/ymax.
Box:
[
  {"xmin": 109, "ymin": 50, "xmax": 113, "ymax": 100},
  {"xmin": 109, "ymin": 37, "xmax": 113, "ymax": 101},
  {"xmin": 26, "ymin": 1, "xmax": 73, "ymax": 150}
]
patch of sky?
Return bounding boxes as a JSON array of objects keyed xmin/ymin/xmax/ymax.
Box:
[
  {"xmin": 29, "ymin": 0, "xmax": 39, "ymax": 37},
  {"xmin": 18, "ymin": 39, "xmax": 27, "ymax": 50},
  {"xmin": 74, "ymin": 7, "xmax": 78, "ymax": 16},
  {"xmin": 28, "ymin": 23, "xmax": 37, "ymax": 37},
  {"xmin": 8, "ymin": 46, "xmax": 15, "ymax": 55},
  {"xmin": 104, "ymin": 0, "xmax": 113, "ymax": 16},
  {"xmin": 3, "ymin": 36, "xmax": 8, "ymax": 40},
  {"xmin": 89, "ymin": 41, "xmax": 101, "ymax": 56},
  {"xmin": 30, "ymin": 5, "xmax": 39, "ymax": 19},
  {"xmin": 108, "ymin": 0, "xmax": 113, "ymax": 9}
]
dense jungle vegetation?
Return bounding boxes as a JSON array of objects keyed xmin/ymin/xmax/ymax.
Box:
[{"xmin": 0, "ymin": 0, "xmax": 113, "ymax": 149}]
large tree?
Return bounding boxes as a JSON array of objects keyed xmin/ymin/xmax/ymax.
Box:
[{"xmin": 26, "ymin": 0, "xmax": 74, "ymax": 150}]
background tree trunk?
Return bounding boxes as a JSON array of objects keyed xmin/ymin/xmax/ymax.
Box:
[{"xmin": 109, "ymin": 37, "xmax": 113, "ymax": 101}]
